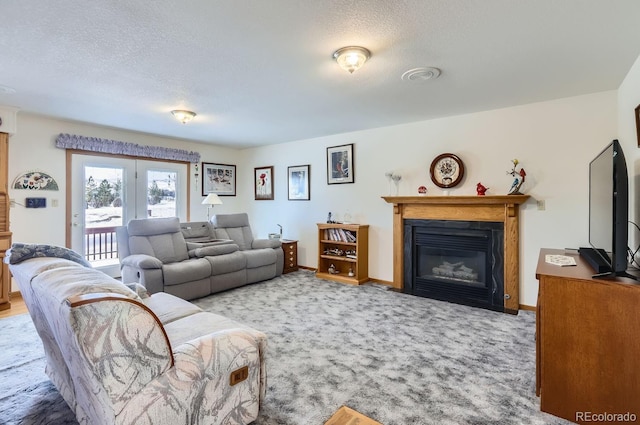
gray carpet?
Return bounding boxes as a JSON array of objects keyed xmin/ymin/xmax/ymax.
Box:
[{"xmin": 0, "ymin": 270, "xmax": 570, "ymax": 425}]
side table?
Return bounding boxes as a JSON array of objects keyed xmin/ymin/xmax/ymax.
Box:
[{"xmin": 281, "ymin": 239, "xmax": 298, "ymax": 274}]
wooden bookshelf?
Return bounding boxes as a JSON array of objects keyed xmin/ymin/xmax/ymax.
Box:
[{"xmin": 316, "ymin": 223, "xmax": 368, "ymax": 285}]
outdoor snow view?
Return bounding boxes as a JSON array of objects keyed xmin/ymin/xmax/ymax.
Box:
[{"xmin": 84, "ymin": 166, "xmax": 178, "ymax": 266}]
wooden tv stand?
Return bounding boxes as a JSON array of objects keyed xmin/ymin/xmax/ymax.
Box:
[{"xmin": 536, "ymin": 249, "xmax": 640, "ymax": 424}]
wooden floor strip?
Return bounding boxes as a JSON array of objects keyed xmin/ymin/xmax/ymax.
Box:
[{"xmin": 0, "ymin": 293, "xmax": 28, "ymax": 319}]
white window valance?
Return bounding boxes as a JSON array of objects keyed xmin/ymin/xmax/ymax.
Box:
[{"xmin": 55, "ymin": 133, "xmax": 200, "ymax": 163}]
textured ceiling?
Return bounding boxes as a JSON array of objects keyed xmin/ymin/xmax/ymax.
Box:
[{"xmin": 1, "ymin": 1, "xmax": 640, "ymax": 148}]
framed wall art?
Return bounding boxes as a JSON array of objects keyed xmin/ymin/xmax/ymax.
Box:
[
  {"xmin": 326, "ymin": 143, "xmax": 354, "ymax": 184},
  {"xmin": 255, "ymin": 166, "xmax": 274, "ymax": 200},
  {"xmin": 13, "ymin": 170, "xmax": 59, "ymax": 190},
  {"xmin": 288, "ymin": 164, "xmax": 310, "ymax": 200},
  {"xmin": 202, "ymin": 163, "xmax": 236, "ymax": 196}
]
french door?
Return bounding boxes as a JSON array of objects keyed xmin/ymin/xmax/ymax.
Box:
[{"xmin": 70, "ymin": 154, "xmax": 188, "ymax": 276}]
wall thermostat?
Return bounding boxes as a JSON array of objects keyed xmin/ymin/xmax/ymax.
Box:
[{"xmin": 26, "ymin": 197, "xmax": 46, "ymax": 208}]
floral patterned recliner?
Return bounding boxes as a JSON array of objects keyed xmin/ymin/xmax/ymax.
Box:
[{"xmin": 7, "ymin": 243, "xmax": 267, "ymax": 425}]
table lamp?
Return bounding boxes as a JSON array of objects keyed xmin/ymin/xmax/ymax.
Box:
[{"xmin": 202, "ymin": 193, "xmax": 223, "ymax": 221}]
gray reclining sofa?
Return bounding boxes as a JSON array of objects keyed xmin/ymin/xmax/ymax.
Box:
[{"xmin": 117, "ymin": 214, "xmax": 283, "ymax": 300}]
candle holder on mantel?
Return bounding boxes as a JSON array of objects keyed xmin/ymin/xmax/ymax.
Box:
[
  {"xmin": 385, "ymin": 172, "xmax": 393, "ymax": 196},
  {"xmin": 391, "ymin": 174, "xmax": 402, "ymax": 195},
  {"xmin": 385, "ymin": 172, "xmax": 402, "ymax": 196}
]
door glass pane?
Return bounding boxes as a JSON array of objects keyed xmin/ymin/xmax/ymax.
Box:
[
  {"xmin": 84, "ymin": 166, "xmax": 123, "ymax": 267},
  {"xmin": 146, "ymin": 170, "xmax": 177, "ymax": 218}
]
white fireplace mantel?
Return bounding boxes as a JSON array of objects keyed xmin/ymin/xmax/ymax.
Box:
[{"xmin": 382, "ymin": 195, "xmax": 530, "ymax": 313}]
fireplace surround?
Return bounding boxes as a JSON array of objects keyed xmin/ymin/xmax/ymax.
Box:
[{"xmin": 383, "ymin": 195, "xmax": 529, "ymax": 313}]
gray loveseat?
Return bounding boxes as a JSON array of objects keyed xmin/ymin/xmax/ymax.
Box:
[{"xmin": 117, "ymin": 215, "xmax": 282, "ymax": 300}]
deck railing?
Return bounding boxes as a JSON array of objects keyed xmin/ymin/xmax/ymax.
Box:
[{"xmin": 85, "ymin": 226, "xmax": 118, "ymax": 261}]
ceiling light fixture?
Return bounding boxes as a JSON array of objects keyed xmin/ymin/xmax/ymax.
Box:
[
  {"xmin": 332, "ymin": 46, "xmax": 371, "ymax": 74},
  {"xmin": 171, "ymin": 109, "xmax": 197, "ymax": 124}
]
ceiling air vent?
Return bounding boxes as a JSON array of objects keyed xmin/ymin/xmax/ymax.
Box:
[{"xmin": 401, "ymin": 67, "xmax": 441, "ymax": 82}]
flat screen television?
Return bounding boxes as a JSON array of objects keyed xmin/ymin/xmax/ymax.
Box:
[{"xmin": 580, "ymin": 139, "xmax": 633, "ymax": 278}]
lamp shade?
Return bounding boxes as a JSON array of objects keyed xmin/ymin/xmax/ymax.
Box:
[{"xmin": 202, "ymin": 193, "xmax": 223, "ymax": 205}]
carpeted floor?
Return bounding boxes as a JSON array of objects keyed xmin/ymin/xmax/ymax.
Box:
[{"xmin": 0, "ymin": 270, "xmax": 571, "ymax": 425}]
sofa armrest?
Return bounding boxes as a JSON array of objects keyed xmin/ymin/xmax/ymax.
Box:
[
  {"xmin": 121, "ymin": 254, "xmax": 163, "ymax": 269},
  {"xmin": 172, "ymin": 328, "xmax": 263, "ymax": 379},
  {"xmin": 252, "ymin": 238, "xmax": 281, "ymax": 249},
  {"xmin": 173, "ymin": 328, "xmax": 266, "ymax": 405}
]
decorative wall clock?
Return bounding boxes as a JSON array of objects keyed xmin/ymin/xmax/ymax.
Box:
[{"xmin": 430, "ymin": 153, "xmax": 464, "ymax": 188}]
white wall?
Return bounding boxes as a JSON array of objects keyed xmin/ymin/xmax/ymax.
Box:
[
  {"xmin": 6, "ymin": 90, "xmax": 621, "ymax": 307},
  {"xmin": 243, "ymin": 91, "xmax": 619, "ymax": 307}
]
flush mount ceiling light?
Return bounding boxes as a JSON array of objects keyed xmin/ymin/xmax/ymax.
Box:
[
  {"xmin": 171, "ymin": 109, "xmax": 197, "ymax": 124},
  {"xmin": 401, "ymin": 67, "xmax": 442, "ymax": 82},
  {"xmin": 332, "ymin": 46, "xmax": 371, "ymax": 74}
]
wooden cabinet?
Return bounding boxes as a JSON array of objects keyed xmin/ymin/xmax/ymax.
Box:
[
  {"xmin": 0, "ymin": 132, "xmax": 11, "ymax": 311},
  {"xmin": 316, "ymin": 223, "xmax": 368, "ymax": 285},
  {"xmin": 536, "ymin": 249, "xmax": 640, "ymax": 424},
  {"xmin": 281, "ymin": 239, "xmax": 298, "ymax": 274}
]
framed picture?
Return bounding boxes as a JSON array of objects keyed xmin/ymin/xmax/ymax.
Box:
[
  {"xmin": 255, "ymin": 166, "xmax": 274, "ymax": 200},
  {"xmin": 202, "ymin": 163, "xmax": 236, "ymax": 196},
  {"xmin": 327, "ymin": 143, "xmax": 354, "ymax": 184},
  {"xmin": 635, "ymin": 104, "xmax": 640, "ymax": 146},
  {"xmin": 288, "ymin": 165, "xmax": 310, "ymax": 200}
]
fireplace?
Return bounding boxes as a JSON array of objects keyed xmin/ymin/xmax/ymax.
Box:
[
  {"xmin": 404, "ymin": 220, "xmax": 504, "ymax": 311},
  {"xmin": 382, "ymin": 195, "xmax": 529, "ymax": 314}
]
